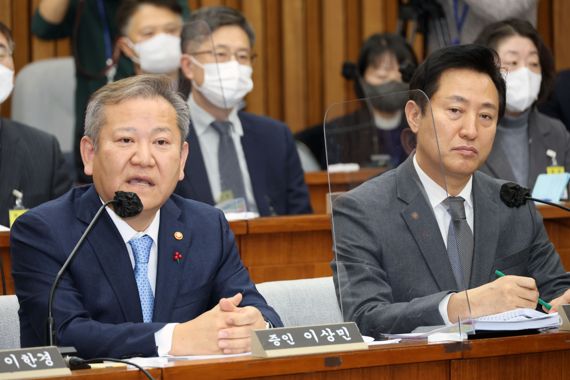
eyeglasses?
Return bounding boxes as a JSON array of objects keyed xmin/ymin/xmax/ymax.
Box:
[{"xmin": 191, "ymin": 48, "xmax": 257, "ymax": 65}]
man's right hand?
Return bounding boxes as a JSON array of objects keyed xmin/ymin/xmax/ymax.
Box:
[
  {"xmin": 169, "ymin": 293, "xmax": 243, "ymax": 355},
  {"xmin": 447, "ymin": 275, "xmax": 539, "ymax": 322}
]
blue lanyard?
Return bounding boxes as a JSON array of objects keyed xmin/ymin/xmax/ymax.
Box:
[
  {"xmin": 96, "ymin": 0, "xmax": 113, "ymax": 65},
  {"xmin": 452, "ymin": 0, "xmax": 469, "ymax": 45}
]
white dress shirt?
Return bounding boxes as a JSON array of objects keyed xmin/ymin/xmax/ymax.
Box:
[
  {"xmin": 105, "ymin": 207, "xmax": 176, "ymax": 356},
  {"xmin": 412, "ymin": 155, "xmax": 474, "ymax": 325},
  {"xmin": 188, "ymin": 94, "xmax": 259, "ymax": 213}
]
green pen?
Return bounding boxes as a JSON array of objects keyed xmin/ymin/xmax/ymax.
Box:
[{"xmin": 494, "ymin": 269, "xmax": 552, "ymax": 310}]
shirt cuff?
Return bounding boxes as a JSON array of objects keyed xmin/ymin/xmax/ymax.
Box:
[
  {"xmin": 155, "ymin": 323, "xmax": 178, "ymax": 356},
  {"xmin": 438, "ymin": 293, "xmax": 454, "ymax": 326}
]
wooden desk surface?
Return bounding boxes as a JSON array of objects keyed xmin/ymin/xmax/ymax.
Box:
[
  {"xmin": 305, "ymin": 168, "xmax": 384, "ymax": 213},
  {"xmin": 55, "ymin": 331, "xmax": 570, "ymax": 380},
  {"xmin": 2, "ymin": 204, "xmax": 570, "ymax": 294}
]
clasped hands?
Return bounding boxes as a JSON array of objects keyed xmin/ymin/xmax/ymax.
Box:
[{"xmin": 169, "ymin": 293, "xmax": 267, "ymax": 355}]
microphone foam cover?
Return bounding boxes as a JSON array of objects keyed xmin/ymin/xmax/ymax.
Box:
[
  {"xmin": 113, "ymin": 191, "xmax": 143, "ymax": 218},
  {"xmin": 499, "ymin": 182, "xmax": 530, "ymax": 208}
]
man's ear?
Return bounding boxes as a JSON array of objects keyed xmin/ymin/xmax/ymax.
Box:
[
  {"xmin": 178, "ymin": 141, "xmax": 189, "ymax": 181},
  {"xmin": 80, "ymin": 136, "xmax": 96, "ymax": 176},
  {"xmin": 180, "ymin": 54, "xmax": 194, "ymax": 81},
  {"xmin": 404, "ymin": 100, "xmax": 422, "ymax": 134}
]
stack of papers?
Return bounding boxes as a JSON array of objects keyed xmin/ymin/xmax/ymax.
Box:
[
  {"xmin": 472, "ymin": 308, "xmax": 560, "ymax": 331},
  {"xmin": 384, "ymin": 308, "xmax": 560, "ymax": 340}
]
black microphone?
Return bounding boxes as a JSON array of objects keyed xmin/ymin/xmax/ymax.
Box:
[
  {"xmin": 499, "ymin": 182, "xmax": 570, "ymax": 212},
  {"xmin": 47, "ymin": 191, "xmax": 143, "ymax": 346}
]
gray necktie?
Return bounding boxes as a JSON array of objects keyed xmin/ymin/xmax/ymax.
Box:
[
  {"xmin": 210, "ymin": 121, "xmax": 247, "ymax": 205},
  {"xmin": 444, "ymin": 197, "xmax": 473, "ymax": 288}
]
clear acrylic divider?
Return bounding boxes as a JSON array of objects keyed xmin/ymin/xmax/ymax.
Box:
[{"xmin": 327, "ymin": 90, "xmax": 474, "ymax": 344}]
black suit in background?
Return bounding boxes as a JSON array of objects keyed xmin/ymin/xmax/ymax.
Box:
[
  {"xmin": 296, "ymin": 107, "xmax": 408, "ymax": 170},
  {"xmin": 539, "ymin": 70, "xmax": 570, "ymax": 131},
  {"xmin": 0, "ymin": 118, "xmax": 72, "ymax": 226}
]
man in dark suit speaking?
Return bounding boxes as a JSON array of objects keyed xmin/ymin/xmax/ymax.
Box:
[
  {"xmin": 10, "ymin": 74, "xmax": 282, "ymax": 358},
  {"xmin": 332, "ymin": 44, "xmax": 570, "ymax": 337},
  {"xmin": 175, "ymin": 6, "xmax": 312, "ymax": 216},
  {"xmin": 0, "ymin": 21, "xmax": 71, "ymax": 227}
]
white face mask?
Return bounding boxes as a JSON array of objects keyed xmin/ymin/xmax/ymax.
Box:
[
  {"xmin": 0, "ymin": 64, "xmax": 14, "ymax": 104},
  {"xmin": 504, "ymin": 67, "xmax": 541, "ymax": 113},
  {"xmin": 131, "ymin": 33, "xmax": 181, "ymax": 74},
  {"xmin": 190, "ymin": 57, "xmax": 253, "ymax": 109}
]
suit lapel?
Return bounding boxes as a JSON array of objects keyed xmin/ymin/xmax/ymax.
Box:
[
  {"xmin": 0, "ymin": 119, "xmax": 24, "ymax": 222},
  {"xmin": 186, "ymin": 124, "xmax": 215, "ymax": 204},
  {"xmin": 153, "ymin": 198, "xmax": 191, "ymax": 322},
  {"xmin": 469, "ymin": 173, "xmax": 500, "ymax": 287},
  {"xmin": 77, "ymin": 186, "xmax": 143, "ymax": 322},
  {"xmin": 239, "ymin": 114, "xmax": 269, "ymax": 215},
  {"xmin": 397, "ymin": 158, "xmax": 458, "ymax": 291}
]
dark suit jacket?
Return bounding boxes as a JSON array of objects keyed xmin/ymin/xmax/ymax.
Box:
[
  {"xmin": 296, "ymin": 107, "xmax": 408, "ymax": 170},
  {"xmin": 539, "ymin": 70, "xmax": 570, "ymax": 131},
  {"xmin": 175, "ymin": 111, "xmax": 312, "ymax": 216},
  {"xmin": 332, "ymin": 156, "xmax": 570, "ymax": 336},
  {"xmin": 10, "ymin": 185, "xmax": 282, "ymax": 358},
  {"xmin": 480, "ymin": 109, "xmax": 570, "ymax": 188},
  {"xmin": 0, "ymin": 118, "xmax": 71, "ymax": 226}
]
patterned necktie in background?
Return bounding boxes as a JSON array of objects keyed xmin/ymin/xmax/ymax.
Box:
[{"xmin": 210, "ymin": 121, "xmax": 247, "ymax": 205}]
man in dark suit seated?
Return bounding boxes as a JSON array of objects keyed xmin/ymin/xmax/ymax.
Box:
[
  {"xmin": 174, "ymin": 6, "xmax": 312, "ymax": 217},
  {"xmin": 332, "ymin": 44, "xmax": 570, "ymax": 337},
  {"xmin": 0, "ymin": 22, "xmax": 71, "ymax": 227},
  {"xmin": 10, "ymin": 74, "xmax": 282, "ymax": 358}
]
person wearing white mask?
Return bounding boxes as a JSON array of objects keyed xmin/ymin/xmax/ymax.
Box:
[
  {"xmin": 116, "ymin": 0, "xmax": 184, "ymax": 81},
  {"xmin": 475, "ymin": 19, "xmax": 570, "ymax": 189},
  {"xmin": 0, "ymin": 22, "xmax": 71, "ymax": 227},
  {"xmin": 175, "ymin": 7, "xmax": 312, "ymax": 216},
  {"xmin": 32, "ymin": 0, "xmax": 190, "ymax": 183}
]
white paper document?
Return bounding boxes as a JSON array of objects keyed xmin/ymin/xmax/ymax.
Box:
[{"xmin": 472, "ymin": 308, "xmax": 560, "ymax": 331}]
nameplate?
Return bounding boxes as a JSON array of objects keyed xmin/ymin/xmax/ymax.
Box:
[
  {"xmin": 0, "ymin": 346, "xmax": 70, "ymax": 379},
  {"xmin": 252, "ymin": 322, "xmax": 368, "ymax": 358}
]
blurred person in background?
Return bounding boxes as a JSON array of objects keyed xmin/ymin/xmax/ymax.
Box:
[
  {"xmin": 32, "ymin": 0, "xmax": 190, "ymax": 182},
  {"xmin": 0, "ymin": 21, "xmax": 71, "ymax": 227},
  {"xmin": 475, "ymin": 18, "xmax": 570, "ymax": 189},
  {"xmin": 296, "ymin": 33, "xmax": 418, "ymax": 170}
]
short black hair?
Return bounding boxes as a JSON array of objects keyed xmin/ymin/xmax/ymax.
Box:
[
  {"xmin": 474, "ymin": 18, "xmax": 554, "ymax": 103},
  {"xmin": 0, "ymin": 21, "xmax": 14, "ymax": 53},
  {"xmin": 357, "ymin": 33, "xmax": 417, "ymax": 77},
  {"xmin": 181, "ymin": 6, "xmax": 255, "ymax": 53},
  {"xmin": 409, "ymin": 44, "xmax": 506, "ymax": 120},
  {"xmin": 116, "ymin": 0, "xmax": 183, "ymax": 36}
]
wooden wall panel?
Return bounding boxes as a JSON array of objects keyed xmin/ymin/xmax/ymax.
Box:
[
  {"xmin": 241, "ymin": 0, "xmax": 264, "ymax": 115},
  {"xmin": 304, "ymin": 0, "xmax": 322, "ymax": 127},
  {"xmin": 362, "ymin": 0, "xmax": 385, "ymax": 38},
  {"xmin": 1, "ymin": 0, "xmax": 569, "ymax": 126},
  {"xmin": 552, "ymin": 0, "xmax": 570, "ymax": 70},
  {"xmin": 263, "ymin": 0, "xmax": 283, "ymax": 121},
  {"xmin": 282, "ymin": 0, "xmax": 306, "ymax": 133},
  {"xmin": 321, "ymin": 0, "xmax": 345, "ymax": 123}
]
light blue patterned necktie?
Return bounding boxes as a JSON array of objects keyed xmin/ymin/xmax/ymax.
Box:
[{"xmin": 129, "ymin": 235, "xmax": 154, "ymax": 323}]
